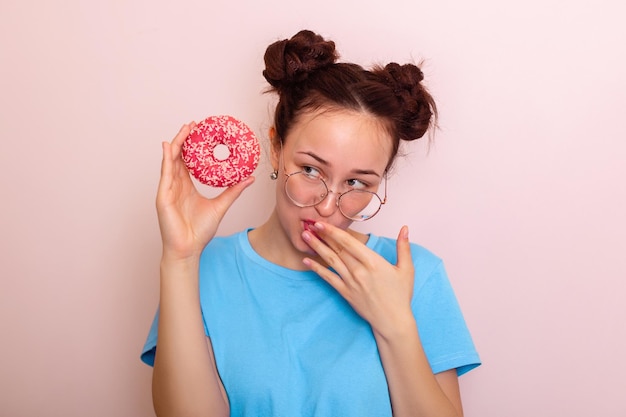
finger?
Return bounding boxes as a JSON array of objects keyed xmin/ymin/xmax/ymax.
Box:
[
  {"xmin": 160, "ymin": 140, "xmax": 171, "ymax": 177},
  {"xmin": 302, "ymin": 257, "xmax": 347, "ymax": 295},
  {"xmin": 158, "ymin": 141, "xmax": 174, "ymax": 196},
  {"xmin": 170, "ymin": 123, "xmax": 193, "ymax": 160},
  {"xmin": 302, "ymin": 228, "xmax": 368, "ymax": 286},
  {"xmin": 301, "ymin": 229, "xmax": 354, "ymax": 275},
  {"xmin": 311, "ymin": 222, "xmax": 370, "ymax": 266},
  {"xmin": 395, "ymin": 225, "xmax": 413, "ymax": 271}
]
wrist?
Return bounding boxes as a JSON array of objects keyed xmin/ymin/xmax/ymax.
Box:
[
  {"xmin": 160, "ymin": 254, "xmax": 201, "ymax": 279},
  {"xmin": 161, "ymin": 248, "xmax": 202, "ymax": 265},
  {"xmin": 372, "ymin": 312, "xmax": 418, "ymax": 344}
]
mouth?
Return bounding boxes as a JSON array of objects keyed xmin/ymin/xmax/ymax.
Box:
[
  {"xmin": 303, "ymin": 219, "xmax": 332, "ymax": 248},
  {"xmin": 303, "ymin": 219, "xmax": 316, "ymax": 232}
]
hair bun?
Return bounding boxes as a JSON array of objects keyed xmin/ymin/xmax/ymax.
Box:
[
  {"xmin": 374, "ymin": 63, "xmax": 436, "ymax": 140},
  {"xmin": 263, "ymin": 30, "xmax": 338, "ymax": 90},
  {"xmin": 384, "ymin": 62, "xmax": 425, "ymax": 89}
]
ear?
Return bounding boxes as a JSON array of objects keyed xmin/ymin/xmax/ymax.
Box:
[{"xmin": 269, "ymin": 127, "xmax": 280, "ymax": 170}]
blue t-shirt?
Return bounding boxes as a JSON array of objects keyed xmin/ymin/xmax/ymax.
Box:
[{"xmin": 142, "ymin": 230, "xmax": 480, "ymax": 416}]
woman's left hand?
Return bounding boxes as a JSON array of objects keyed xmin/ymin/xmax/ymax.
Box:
[{"xmin": 302, "ymin": 222, "xmax": 416, "ymax": 339}]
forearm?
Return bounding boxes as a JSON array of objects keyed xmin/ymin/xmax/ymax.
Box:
[
  {"xmin": 374, "ymin": 316, "xmax": 461, "ymax": 417},
  {"xmin": 152, "ymin": 257, "xmax": 229, "ymax": 417}
]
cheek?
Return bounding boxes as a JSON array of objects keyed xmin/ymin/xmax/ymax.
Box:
[
  {"xmin": 275, "ymin": 181, "xmax": 293, "ymax": 216},
  {"xmin": 275, "ymin": 185, "xmax": 301, "ymax": 232},
  {"xmin": 337, "ymin": 218, "xmax": 354, "ymax": 230}
]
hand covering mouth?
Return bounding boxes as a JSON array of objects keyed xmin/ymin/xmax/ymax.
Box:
[
  {"xmin": 303, "ymin": 219, "xmax": 324, "ymax": 242},
  {"xmin": 303, "ymin": 219, "xmax": 317, "ymax": 233}
]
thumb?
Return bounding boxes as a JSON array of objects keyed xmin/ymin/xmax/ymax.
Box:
[
  {"xmin": 395, "ymin": 225, "xmax": 413, "ymax": 271},
  {"xmin": 211, "ymin": 176, "xmax": 256, "ymax": 218}
]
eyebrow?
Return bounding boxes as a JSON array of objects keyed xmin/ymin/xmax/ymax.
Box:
[{"xmin": 296, "ymin": 151, "xmax": 382, "ymax": 177}]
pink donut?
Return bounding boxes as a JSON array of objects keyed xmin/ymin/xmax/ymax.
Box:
[{"xmin": 182, "ymin": 115, "xmax": 261, "ymax": 187}]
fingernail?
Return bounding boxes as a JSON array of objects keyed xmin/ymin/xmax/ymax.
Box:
[
  {"xmin": 302, "ymin": 231, "xmax": 312, "ymax": 242},
  {"xmin": 314, "ymin": 222, "xmax": 324, "ymax": 231}
]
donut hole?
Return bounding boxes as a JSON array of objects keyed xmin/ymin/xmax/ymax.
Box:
[{"xmin": 213, "ymin": 144, "xmax": 231, "ymax": 161}]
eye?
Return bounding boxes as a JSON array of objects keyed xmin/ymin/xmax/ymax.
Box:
[
  {"xmin": 346, "ymin": 178, "xmax": 369, "ymax": 189},
  {"xmin": 302, "ymin": 166, "xmax": 322, "ymax": 179}
]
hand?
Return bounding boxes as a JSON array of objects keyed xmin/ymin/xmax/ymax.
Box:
[
  {"xmin": 156, "ymin": 123, "xmax": 254, "ymax": 261},
  {"xmin": 301, "ymin": 222, "xmax": 415, "ymax": 339}
]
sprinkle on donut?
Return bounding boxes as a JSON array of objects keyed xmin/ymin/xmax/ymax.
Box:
[{"xmin": 182, "ymin": 115, "xmax": 261, "ymax": 187}]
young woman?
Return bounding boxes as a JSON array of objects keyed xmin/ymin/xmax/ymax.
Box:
[{"xmin": 141, "ymin": 29, "xmax": 480, "ymax": 417}]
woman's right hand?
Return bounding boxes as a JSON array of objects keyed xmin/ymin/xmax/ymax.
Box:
[{"xmin": 156, "ymin": 122, "xmax": 255, "ymax": 262}]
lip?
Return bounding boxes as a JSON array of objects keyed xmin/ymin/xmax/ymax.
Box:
[
  {"xmin": 303, "ymin": 219, "xmax": 316, "ymax": 231},
  {"xmin": 303, "ymin": 219, "xmax": 320, "ymax": 239}
]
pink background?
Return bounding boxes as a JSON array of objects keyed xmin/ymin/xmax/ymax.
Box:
[{"xmin": 1, "ymin": 1, "xmax": 625, "ymax": 416}]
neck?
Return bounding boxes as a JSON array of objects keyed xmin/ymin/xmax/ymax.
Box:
[
  {"xmin": 248, "ymin": 211, "xmax": 313, "ymax": 270},
  {"xmin": 248, "ymin": 210, "xmax": 369, "ymax": 271}
]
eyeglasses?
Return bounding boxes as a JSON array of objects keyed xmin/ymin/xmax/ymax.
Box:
[{"xmin": 283, "ymin": 166, "xmax": 387, "ymax": 222}]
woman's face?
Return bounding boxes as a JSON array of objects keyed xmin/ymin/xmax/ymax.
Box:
[{"xmin": 271, "ymin": 107, "xmax": 393, "ymax": 256}]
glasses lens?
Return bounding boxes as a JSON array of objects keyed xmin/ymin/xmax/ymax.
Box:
[
  {"xmin": 338, "ymin": 190, "xmax": 382, "ymax": 221},
  {"xmin": 285, "ymin": 172, "xmax": 328, "ymax": 207}
]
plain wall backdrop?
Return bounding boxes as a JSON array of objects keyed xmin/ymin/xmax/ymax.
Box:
[{"xmin": 1, "ymin": 0, "xmax": 625, "ymax": 416}]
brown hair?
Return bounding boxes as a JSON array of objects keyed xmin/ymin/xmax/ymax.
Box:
[{"xmin": 263, "ymin": 29, "xmax": 438, "ymax": 169}]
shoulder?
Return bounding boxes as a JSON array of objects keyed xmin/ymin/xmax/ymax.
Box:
[
  {"xmin": 199, "ymin": 229, "xmax": 251, "ymax": 271},
  {"xmin": 203, "ymin": 229, "xmax": 248, "ymax": 253}
]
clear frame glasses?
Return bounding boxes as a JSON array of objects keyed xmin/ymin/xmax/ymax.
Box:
[{"xmin": 283, "ymin": 167, "xmax": 388, "ymax": 222}]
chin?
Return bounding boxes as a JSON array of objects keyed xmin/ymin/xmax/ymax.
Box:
[{"xmin": 295, "ymin": 237, "xmax": 317, "ymax": 256}]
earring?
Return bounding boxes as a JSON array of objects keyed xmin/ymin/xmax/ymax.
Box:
[{"xmin": 270, "ymin": 170, "xmax": 278, "ymax": 180}]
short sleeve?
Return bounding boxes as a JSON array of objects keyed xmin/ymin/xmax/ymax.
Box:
[
  {"xmin": 411, "ymin": 259, "xmax": 481, "ymax": 376},
  {"xmin": 139, "ymin": 306, "xmax": 212, "ymax": 367},
  {"xmin": 140, "ymin": 308, "xmax": 159, "ymax": 367}
]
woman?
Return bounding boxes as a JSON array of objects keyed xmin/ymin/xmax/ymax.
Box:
[{"xmin": 141, "ymin": 29, "xmax": 480, "ymax": 417}]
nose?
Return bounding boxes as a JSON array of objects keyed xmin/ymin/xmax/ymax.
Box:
[{"xmin": 314, "ymin": 190, "xmax": 340, "ymax": 218}]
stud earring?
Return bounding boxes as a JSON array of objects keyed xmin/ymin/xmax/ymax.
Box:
[{"xmin": 270, "ymin": 170, "xmax": 278, "ymax": 180}]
